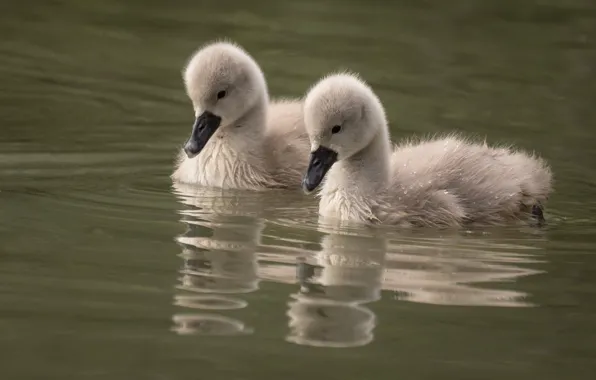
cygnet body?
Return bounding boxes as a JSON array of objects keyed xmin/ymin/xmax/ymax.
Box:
[
  {"xmin": 301, "ymin": 73, "xmax": 553, "ymax": 227},
  {"xmin": 172, "ymin": 41, "xmax": 309, "ymax": 189}
]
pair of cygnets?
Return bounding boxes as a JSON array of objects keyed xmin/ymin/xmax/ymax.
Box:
[{"xmin": 172, "ymin": 41, "xmax": 552, "ymax": 227}]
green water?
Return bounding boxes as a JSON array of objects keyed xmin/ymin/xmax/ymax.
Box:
[{"xmin": 1, "ymin": 0, "xmax": 596, "ymax": 379}]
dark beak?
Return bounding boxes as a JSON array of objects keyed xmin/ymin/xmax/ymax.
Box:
[
  {"xmin": 183, "ymin": 111, "xmax": 222, "ymax": 158},
  {"xmin": 302, "ymin": 146, "xmax": 338, "ymax": 193}
]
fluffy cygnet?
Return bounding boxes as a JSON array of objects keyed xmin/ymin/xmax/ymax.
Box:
[
  {"xmin": 171, "ymin": 41, "xmax": 309, "ymax": 189},
  {"xmin": 301, "ymin": 72, "xmax": 553, "ymax": 227}
]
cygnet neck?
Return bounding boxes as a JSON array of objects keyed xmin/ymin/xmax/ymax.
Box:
[
  {"xmin": 221, "ymin": 95, "xmax": 268, "ymax": 154},
  {"xmin": 330, "ymin": 128, "xmax": 391, "ymax": 193},
  {"xmin": 231, "ymin": 94, "xmax": 267, "ymax": 129}
]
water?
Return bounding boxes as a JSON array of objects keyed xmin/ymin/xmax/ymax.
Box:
[{"xmin": 1, "ymin": 0, "xmax": 596, "ymax": 378}]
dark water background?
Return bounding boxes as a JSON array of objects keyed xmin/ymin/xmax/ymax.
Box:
[{"xmin": 1, "ymin": 0, "xmax": 595, "ymax": 379}]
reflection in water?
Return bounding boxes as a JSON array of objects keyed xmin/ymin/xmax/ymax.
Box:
[
  {"xmin": 172, "ymin": 314, "xmax": 252, "ymax": 336},
  {"xmin": 171, "ymin": 182, "xmax": 264, "ymax": 336},
  {"xmin": 286, "ymin": 231, "xmax": 386, "ymax": 348},
  {"xmin": 283, "ymin": 226, "xmax": 545, "ymax": 348},
  {"xmin": 170, "ymin": 183, "xmax": 545, "ymax": 342},
  {"xmin": 173, "ymin": 294, "xmax": 248, "ymax": 310},
  {"xmin": 383, "ymin": 236, "xmax": 544, "ymax": 307}
]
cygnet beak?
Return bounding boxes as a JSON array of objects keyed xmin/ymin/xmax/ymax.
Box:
[
  {"xmin": 183, "ymin": 111, "xmax": 222, "ymax": 158},
  {"xmin": 302, "ymin": 146, "xmax": 338, "ymax": 193}
]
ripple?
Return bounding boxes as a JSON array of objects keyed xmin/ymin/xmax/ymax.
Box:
[
  {"xmin": 171, "ymin": 314, "xmax": 253, "ymax": 336},
  {"xmin": 0, "ymin": 168, "xmax": 175, "ymax": 228},
  {"xmin": 286, "ymin": 296, "xmax": 376, "ymax": 348},
  {"xmin": 176, "ymin": 273, "xmax": 259, "ymax": 294},
  {"xmin": 173, "ymin": 295, "xmax": 248, "ymax": 310},
  {"xmin": 171, "ymin": 183, "xmax": 262, "ymax": 336},
  {"xmin": 282, "ymin": 233, "xmax": 384, "ymax": 348},
  {"xmin": 379, "ymin": 235, "xmax": 545, "ymax": 307}
]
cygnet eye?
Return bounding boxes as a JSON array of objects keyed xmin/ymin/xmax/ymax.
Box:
[
  {"xmin": 331, "ymin": 125, "xmax": 342, "ymax": 134},
  {"xmin": 216, "ymin": 90, "xmax": 226, "ymax": 100}
]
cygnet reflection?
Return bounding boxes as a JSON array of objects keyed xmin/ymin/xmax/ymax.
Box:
[
  {"xmin": 286, "ymin": 229, "xmax": 387, "ymax": 348},
  {"xmin": 171, "ymin": 182, "xmax": 266, "ymax": 336},
  {"xmin": 383, "ymin": 233, "xmax": 545, "ymax": 307}
]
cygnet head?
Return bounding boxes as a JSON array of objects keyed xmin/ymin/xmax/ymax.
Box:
[
  {"xmin": 182, "ymin": 41, "xmax": 268, "ymax": 158},
  {"xmin": 302, "ymin": 73, "xmax": 388, "ymax": 193}
]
